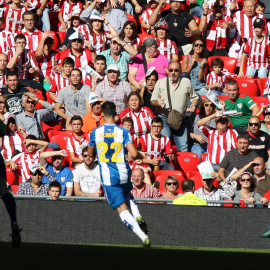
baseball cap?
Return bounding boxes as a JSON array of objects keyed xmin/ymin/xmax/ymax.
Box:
[
  {"xmin": 4, "ymin": 113, "xmax": 16, "ymax": 125},
  {"xmin": 68, "ymin": 31, "xmax": 83, "ymax": 41},
  {"xmin": 29, "ymin": 163, "xmax": 41, "ymax": 174},
  {"xmin": 253, "ymin": 18, "xmax": 265, "ymax": 28},
  {"xmin": 89, "ymin": 92, "xmax": 100, "ymax": 105},
  {"xmin": 154, "ymin": 18, "xmax": 169, "ymax": 31},
  {"xmin": 90, "ymin": 15, "xmax": 104, "ymax": 21},
  {"xmin": 107, "ymin": 64, "xmax": 119, "ymax": 72}
]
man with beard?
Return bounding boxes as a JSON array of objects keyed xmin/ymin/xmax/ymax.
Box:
[{"xmin": 73, "ymin": 146, "xmax": 102, "ymax": 197}]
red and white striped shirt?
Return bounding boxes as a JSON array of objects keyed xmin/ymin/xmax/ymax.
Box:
[
  {"xmin": 17, "ymin": 28, "xmax": 42, "ymax": 52},
  {"xmin": 50, "ymin": 71, "xmax": 70, "ymax": 95},
  {"xmin": 206, "ymin": 0, "xmax": 239, "ymax": 17},
  {"xmin": 66, "ymin": 133, "xmax": 90, "ymax": 158},
  {"xmin": 267, "ymin": 22, "xmax": 270, "ymax": 38},
  {"xmin": 125, "ymin": 37, "xmax": 141, "ymax": 51},
  {"xmin": 1, "ymin": 131, "xmax": 26, "ymax": 161},
  {"xmin": 119, "ymin": 107, "xmax": 155, "ymax": 137},
  {"xmin": 157, "ymin": 38, "xmax": 178, "ymax": 61},
  {"xmin": 139, "ymin": 133, "xmax": 173, "ymax": 162},
  {"xmin": 206, "ymin": 71, "xmax": 226, "ymax": 92},
  {"xmin": 233, "ymin": 10, "xmax": 266, "ymax": 45},
  {"xmin": 0, "ymin": 30, "xmax": 14, "ymax": 54},
  {"xmin": 132, "ymin": 133, "xmax": 138, "ymax": 147},
  {"xmin": 199, "ymin": 126, "xmax": 238, "ymax": 165},
  {"xmin": 26, "ymin": 0, "xmax": 41, "ymax": 9},
  {"xmin": 129, "ymin": 161, "xmax": 151, "ymax": 172},
  {"xmin": 0, "ymin": 73, "xmax": 7, "ymax": 91},
  {"xmin": 58, "ymin": 48, "xmax": 93, "ymax": 69},
  {"xmin": 7, "ymin": 47, "xmax": 39, "ymax": 80},
  {"xmin": 204, "ymin": 13, "xmax": 232, "ymax": 52},
  {"xmin": 141, "ymin": 8, "xmax": 154, "ymax": 26},
  {"xmin": 243, "ymin": 36, "xmax": 270, "ymax": 69},
  {"xmin": 12, "ymin": 149, "xmax": 41, "ymax": 182},
  {"xmin": 37, "ymin": 51, "xmax": 60, "ymax": 80},
  {"xmin": 59, "ymin": 0, "xmax": 83, "ymax": 24},
  {"xmin": 2, "ymin": 4, "xmax": 27, "ymax": 34},
  {"xmin": 74, "ymin": 24, "xmax": 91, "ymax": 42},
  {"xmin": 89, "ymin": 31, "xmax": 110, "ymax": 55}
]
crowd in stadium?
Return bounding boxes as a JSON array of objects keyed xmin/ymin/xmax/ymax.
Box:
[{"xmin": 1, "ymin": 0, "xmax": 270, "ymax": 207}]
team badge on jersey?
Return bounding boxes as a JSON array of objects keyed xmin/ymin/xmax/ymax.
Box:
[
  {"xmin": 237, "ymin": 104, "xmax": 242, "ymax": 109},
  {"xmin": 261, "ymin": 137, "xmax": 265, "ymax": 142}
]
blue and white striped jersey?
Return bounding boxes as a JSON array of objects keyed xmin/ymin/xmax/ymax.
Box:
[{"xmin": 89, "ymin": 124, "xmax": 132, "ymax": 186}]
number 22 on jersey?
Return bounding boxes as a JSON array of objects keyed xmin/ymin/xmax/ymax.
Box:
[{"xmin": 97, "ymin": 142, "xmax": 123, "ymax": 163}]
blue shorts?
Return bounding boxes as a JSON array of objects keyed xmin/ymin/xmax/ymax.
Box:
[
  {"xmin": 246, "ymin": 66, "xmax": 268, "ymax": 78},
  {"xmin": 103, "ymin": 181, "xmax": 133, "ymax": 210}
]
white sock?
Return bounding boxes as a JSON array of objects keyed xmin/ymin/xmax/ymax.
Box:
[
  {"xmin": 125, "ymin": 193, "xmax": 141, "ymax": 219},
  {"xmin": 119, "ymin": 210, "xmax": 147, "ymax": 242}
]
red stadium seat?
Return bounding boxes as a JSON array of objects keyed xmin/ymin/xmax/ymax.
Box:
[
  {"xmin": 251, "ymin": 96, "xmax": 269, "ymax": 119},
  {"xmin": 176, "ymin": 152, "xmax": 200, "ymax": 177},
  {"xmin": 201, "ymin": 153, "xmax": 207, "ymax": 162},
  {"xmin": 233, "ymin": 77, "xmax": 259, "ymax": 96},
  {"xmin": 42, "ymin": 120, "xmax": 63, "ymax": 141},
  {"xmin": 152, "ymin": 170, "xmax": 183, "ymax": 181},
  {"xmin": 207, "ymin": 56, "xmax": 237, "ymax": 73},
  {"xmin": 155, "ymin": 174, "xmax": 186, "ymax": 194},
  {"xmin": 138, "ymin": 34, "xmax": 155, "ymax": 44},
  {"xmin": 11, "ymin": 185, "xmax": 19, "ymax": 195},
  {"xmin": 256, "ymin": 78, "xmax": 268, "ymax": 96},
  {"xmin": 186, "ymin": 171, "xmax": 219, "ymax": 190},
  {"xmin": 126, "ymin": 14, "xmax": 137, "ymax": 27},
  {"xmin": 48, "ymin": 130, "xmax": 73, "ymax": 142},
  {"xmin": 57, "ymin": 31, "xmax": 66, "ymax": 44},
  {"xmin": 45, "ymin": 91, "xmax": 54, "ymax": 104},
  {"xmin": 193, "ymin": 16, "xmax": 200, "ymax": 25},
  {"xmin": 223, "ymin": 198, "xmax": 233, "ymax": 207},
  {"xmin": 6, "ymin": 167, "xmax": 16, "ymax": 185},
  {"xmin": 49, "ymin": 31, "xmax": 59, "ymax": 51}
]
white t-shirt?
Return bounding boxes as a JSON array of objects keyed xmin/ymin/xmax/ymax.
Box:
[{"xmin": 72, "ymin": 163, "xmax": 101, "ymax": 194}]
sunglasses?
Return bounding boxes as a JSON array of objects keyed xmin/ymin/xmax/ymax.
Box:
[
  {"xmin": 240, "ymin": 178, "xmax": 251, "ymax": 182},
  {"xmin": 72, "ymin": 39, "xmax": 83, "ymax": 43},
  {"xmin": 194, "ymin": 43, "xmax": 204, "ymax": 47},
  {"xmin": 204, "ymin": 103, "xmax": 215, "ymax": 108},
  {"xmin": 26, "ymin": 100, "xmax": 36, "ymax": 105},
  {"xmin": 166, "ymin": 182, "xmax": 177, "ymax": 186},
  {"xmin": 33, "ymin": 171, "xmax": 43, "ymax": 176},
  {"xmin": 168, "ymin": 69, "xmax": 180, "ymax": 72},
  {"xmin": 83, "ymin": 154, "xmax": 89, "ymax": 158},
  {"xmin": 248, "ymin": 122, "xmax": 260, "ymax": 127},
  {"xmin": 214, "ymin": 4, "xmax": 224, "ymax": 8}
]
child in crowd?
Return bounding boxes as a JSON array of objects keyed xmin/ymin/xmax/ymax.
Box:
[
  {"xmin": 66, "ymin": 115, "xmax": 90, "ymax": 168},
  {"xmin": 255, "ymin": 1, "xmax": 266, "ymax": 15},
  {"xmin": 238, "ymin": 18, "xmax": 270, "ymax": 79},
  {"xmin": 206, "ymin": 58, "xmax": 227, "ymax": 95},
  {"xmin": 141, "ymin": 0, "xmax": 159, "ymax": 34},
  {"xmin": 91, "ymin": 55, "xmax": 107, "ymax": 92},
  {"xmin": 8, "ymin": 135, "xmax": 48, "ymax": 182},
  {"xmin": 49, "ymin": 57, "xmax": 74, "ymax": 102},
  {"xmin": 49, "ymin": 181, "xmax": 62, "ymax": 200},
  {"xmin": 122, "ymin": 117, "xmax": 138, "ymax": 147}
]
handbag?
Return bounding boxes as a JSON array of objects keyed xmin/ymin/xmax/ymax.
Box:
[{"xmin": 165, "ymin": 77, "xmax": 184, "ymax": 130}]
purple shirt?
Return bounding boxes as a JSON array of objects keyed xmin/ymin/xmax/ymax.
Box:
[{"xmin": 129, "ymin": 53, "xmax": 169, "ymax": 82}]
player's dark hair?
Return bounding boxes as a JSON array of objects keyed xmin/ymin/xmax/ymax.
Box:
[
  {"xmin": 14, "ymin": 34, "xmax": 26, "ymax": 42},
  {"xmin": 256, "ymin": 1, "xmax": 266, "ymax": 9},
  {"xmin": 22, "ymin": 10, "xmax": 35, "ymax": 20},
  {"xmin": 151, "ymin": 116, "xmax": 163, "ymax": 125},
  {"xmin": 62, "ymin": 57, "xmax": 75, "ymax": 67},
  {"xmin": 226, "ymin": 78, "xmax": 239, "ymax": 90},
  {"xmin": 70, "ymin": 115, "xmax": 83, "ymax": 124},
  {"xmin": 25, "ymin": 134, "xmax": 38, "ymax": 140},
  {"xmin": 102, "ymin": 101, "xmax": 117, "ymax": 117},
  {"xmin": 237, "ymin": 132, "xmax": 249, "ymax": 141},
  {"xmin": 122, "ymin": 117, "xmax": 134, "ymax": 126},
  {"xmin": 49, "ymin": 181, "xmax": 62, "ymax": 190},
  {"xmin": 211, "ymin": 58, "xmax": 224, "ymax": 69},
  {"xmin": 95, "ymin": 55, "xmax": 106, "ymax": 64},
  {"xmin": 7, "ymin": 71, "xmax": 19, "ymax": 79},
  {"xmin": 181, "ymin": 179, "xmax": 195, "ymax": 193},
  {"xmin": 71, "ymin": 68, "xmax": 82, "ymax": 77}
]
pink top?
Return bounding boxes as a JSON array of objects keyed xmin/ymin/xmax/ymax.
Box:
[{"xmin": 129, "ymin": 53, "xmax": 169, "ymax": 82}]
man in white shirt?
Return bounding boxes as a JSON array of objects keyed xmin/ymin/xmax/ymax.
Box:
[{"xmin": 73, "ymin": 146, "xmax": 102, "ymax": 197}]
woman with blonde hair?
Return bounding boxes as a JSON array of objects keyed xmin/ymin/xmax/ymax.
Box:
[{"xmin": 162, "ymin": 176, "xmax": 181, "ymax": 200}]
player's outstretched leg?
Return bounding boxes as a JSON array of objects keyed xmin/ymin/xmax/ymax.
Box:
[
  {"xmin": 261, "ymin": 225, "xmax": 270, "ymax": 238},
  {"xmin": 125, "ymin": 193, "xmax": 149, "ymax": 235},
  {"xmin": 118, "ymin": 203, "xmax": 151, "ymax": 248},
  {"xmin": 0, "ymin": 155, "xmax": 21, "ymax": 247}
]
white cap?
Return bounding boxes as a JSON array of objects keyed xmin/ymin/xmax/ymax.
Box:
[
  {"xmin": 100, "ymin": 0, "xmax": 107, "ymax": 2},
  {"xmin": 89, "ymin": 92, "xmax": 100, "ymax": 105},
  {"xmin": 90, "ymin": 15, "xmax": 104, "ymax": 21},
  {"xmin": 107, "ymin": 64, "xmax": 119, "ymax": 72},
  {"xmin": 68, "ymin": 31, "xmax": 83, "ymax": 41},
  {"xmin": 4, "ymin": 112, "xmax": 16, "ymax": 125},
  {"xmin": 29, "ymin": 163, "xmax": 40, "ymax": 174}
]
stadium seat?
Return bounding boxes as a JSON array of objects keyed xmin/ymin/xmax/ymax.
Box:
[
  {"xmin": 153, "ymin": 170, "xmax": 183, "ymax": 181},
  {"xmin": 6, "ymin": 167, "xmax": 16, "ymax": 185},
  {"xmin": 42, "ymin": 120, "xmax": 63, "ymax": 141},
  {"xmin": 57, "ymin": 31, "xmax": 66, "ymax": 44},
  {"xmin": 45, "ymin": 91, "xmax": 54, "ymax": 104},
  {"xmin": 223, "ymin": 198, "xmax": 233, "ymax": 207},
  {"xmin": 138, "ymin": 15, "xmax": 148, "ymax": 35},
  {"xmin": 186, "ymin": 171, "xmax": 219, "ymax": 190},
  {"xmin": 126, "ymin": 14, "xmax": 137, "ymax": 27},
  {"xmin": 251, "ymin": 96, "xmax": 269, "ymax": 119},
  {"xmin": 207, "ymin": 56, "xmax": 237, "ymax": 73},
  {"xmin": 155, "ymin": 174, "xmax": 186, "ymax": 194},
  {"xmin": 233, "ymin": 77, "xmax": 259, "ymax": 96},
  {"xmin": 48, "ymin": 130, "xmax": 73, "ymax": 142},
  {"xmin": 256, "ymin": 78, "xmax": 268, "ymax": 96},
  {"xmin": 138, "ymin": 34, "xmax": 154, "ymax": 44},
  {"xmin": 11, "ymin": 185, "xmax": 19, "ymax": 195},
  {"xmin": 201, "ymin": 153, "xmax": 207, "ymax": 162},
  {"xmin": 176, "ymin": 152, "xmax": 200, "ymax": 177}
]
